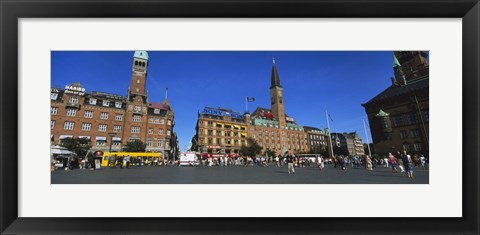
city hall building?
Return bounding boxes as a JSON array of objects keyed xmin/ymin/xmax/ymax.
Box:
[
  {"xmin": 192, "ymin": 59, "xmax": 309, "ymax": 156},
  {"xmin": 50, "ymin": 51, "xmax": 177, "ymax": 159},
  {"xmin": 362, "ymin": 51, "xmax": 429, "ymax": 156}
]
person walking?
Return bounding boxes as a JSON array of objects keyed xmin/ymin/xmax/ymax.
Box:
[
  {"xmin": 405, "ymin": 154, "xmax": 414, "ymax": 178},
  {"xmin": 388, "ymin": 153, "xmax": 398, "ymax": 173},
  {"xmin": 286, "ymin": 154, "xmax": 295, "ymax": 174},
  {"xmin": 318, "ymin": 156, "xmax": 325, "ymax": 170},
  {"xmin": 397, "ymin": 155, "xmax": 405, "ymax": 173},
  {"xmin": 365, "ymin": 155, "xmax": 373, "ymax": 171}
]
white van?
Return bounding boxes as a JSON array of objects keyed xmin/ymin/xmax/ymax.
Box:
[{"xmin": 179, "ymin": 152, "xmax": 200, "ymax": 166}]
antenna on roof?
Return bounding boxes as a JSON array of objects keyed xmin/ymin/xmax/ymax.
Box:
[{"xmin": 165, "ymin": 87, "xmax": 168, "ymax": 99}]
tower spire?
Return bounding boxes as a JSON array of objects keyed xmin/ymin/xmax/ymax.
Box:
[{"xmin": 270, "ymin": 58, "xmax": 282, "ymax": 89}]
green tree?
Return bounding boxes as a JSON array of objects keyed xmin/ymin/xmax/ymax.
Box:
[
  {"xmin": 264, "ymin": 149, "xmax": 276, "ymax": 158},
  {"xmin": 240, "ymin": 145, "xmax": 249, "ymax": 156},
  {"xmin": 246, "ymin": 137, "xmax": 262, "ymax": 157},
  {"xmin": 123, "ymin": 140, "xmax": 146, "ymax": 152},
  {"xmin": 60, "ymin": 137, "xmax": 92, "ymax": 158}
]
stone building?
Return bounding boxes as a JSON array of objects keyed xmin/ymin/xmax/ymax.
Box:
[
  {"xmin": 50, "ymin": 51, "xmax": 177, "ymax": 159},
  {"xmin": 362, "ymin": 51, "xmax": 429, "ymax": 156},
  {"xmin": 303, "ymin": 126, "xmax": 331, "ymax": 156},
  {"xmin": 331, "ymin": 132, "xmax": 365, "ymax": 156}
]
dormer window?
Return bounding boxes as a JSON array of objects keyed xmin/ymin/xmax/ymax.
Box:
[
  {"xmin": 69, "ymin": 97, "xmax": 78, "ymax": 104},
  {"xmin": 115, "ymin": 102, "xmax": 122, "ymax": 108},
  {"xmin": 103, "ymin": 100, "xmax": 110, "ymax": 107},
  {"xmin": 154, "ymin": 109, "xmax": 160, "ymax": 114},
  {"xmin": 89, "ymin": 98, "xmax": 97, "ymax": 105},
  {"xmin": 50, "ymin": 93, "xmax": 58, "ymax": 100}
]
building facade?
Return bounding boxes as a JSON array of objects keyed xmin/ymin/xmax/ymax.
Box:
[
  {"xmin": 362, "ymin": 51, "xmax": 429, "ymax": 156},
  {"xmin": 192, "ymin": 59, "xmax": 309, "ymax": 156},
  {"xmin": 50, "ymin": 51, "xmax": 177, "ymax": 159},
  {"xmin": 192, "ymin": 107, "xmax": 248, "ymax": 157},
  {"xmin": 303, "ymin": 126, "xmax": 331, "ymax": 156},
  {"xmin": 331, "ymin": 132, "xmax": 365, "ymax": 156}
]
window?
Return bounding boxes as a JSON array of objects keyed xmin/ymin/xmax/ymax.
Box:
[
  {"xmin": 208, "ymin": 130, "xmax": 213, "ymax": 136},
  {"xmin": 64, "ymin": 122, "xmax": 74, "ymax": 130},
  {"xmin": 115, "ymin": 102, "xmax": 122, "ymax": 108},
  {"xmin": 400, "ymin": 130, "xmax": 408, "ymax": 139},
  {"xmin": 410, "ymin": 129, "xmax": 420, "ymax": 138},
  {"xmin": 134, "ymin": 106, "xmax": 141, "ymax": 112},
  {"xmin": 160, "ymin": 119, "xmax": 165, "ymax": 124},
  {"xmin": 167, "ymin": 130, "xmax": 171, "ymax": 136},
  {"xmin": 381, "ymin": 118, "xmax": 389, "ymax": 129},
  {"xmin": 98, "ymin": 124, "xmax": 107, "ymax": 132},
  {"xmin": 208, "ymin": 138, "xmax": 213, "ymax": 144},
  {"xmin": 403, "ymin": 143, "xmax": 411, "ymax": 152},
  {"xmin": 234, "ymin": 139, "xmax": 238, "ymax": 145},
  {"xmin": 147, "ymin": 139, "xmax": 153, "ymax": 147},
  {"xmin": 103, "ymin": 100, "xmax": 110, "ymax": 107},
  {"xmin": 216, "ymin": 138, "xmax": 221, "ymax": 144},
  {"xmin": 158, "ymin": 129, "xmax": 163, "ymax": 135},
  {"xmin": 84, "ymin": 111, "xmax": 93, "ymax": 118},
  {"xmin": 132, "ymin": 115, "xmax": 141, "ymax": 122},
  {"xmin": 154, "ymin": 109, "xmax": 160, "ymax": 114},
  {"xmin": 148, "ymin": 128, "xmax": 153, "ymax": 134},
  {"xmin": 100, "ymin": 112, "xmax": 108, "ymax": 119},
  {"xmin": 81, "ymin": 123, "xmax": 91, "ymax": 131},
  {"xmin": 96, "ymin": 140, "xmax": 106, "ymax": 146},
  {"xmin": 51, "ymin": 107, "xmax": 58, "ymax": 115},
  {"xmin": 157, "ymin": 139, "xmax": 163, "ymax": 147},
  {"xmin": 393, "ymin": 115, "xmax": 404, "ymax": 127},
  {"xmin": 167, "ymin": 120, "xmax": 172, "ymax": 125},
  {"xmin": 414, "ymin": 143, "xmax": 422, "ymax": 151},
  {"xmin": 50, "ymin": 93, "xmax": 58, "ymax": 100},
  {"xmin": 408, "ymin": 112, "xmax": 419, "ymax": 125},
  {"xmin": 89, "ymin": 98, "xmax": 97, "ymax": 105},
  {"xmin": 114, "ymin": 125, "xmax": 121, "ymax": 132},
  {"xmin": 69, "ymin": 97, "xmax": 78, "ymax": 104},
  {"xmin": 226, "ymin": 139, "xmax": 231, "ymax": 145},
  {"xmin": 131, "ymin": 126, "xmax": 140, "ymax": 133},
  {"xmin": 50, "ymin": 120, "xmax": 55, "ymax": 129},
  {"xmin": 112, "ymin": 141, "xmax": 121, "ymax": 146},
  {"xmin": 115, "ymin": 114, "xmax": 122, "ymax": 121},
  {"xmin": 66, "ymin": 108, "xmax": 76, "ymax": 116},
  {"xmin": 148, "ymin": 117, "xmax": 154, "ymax": 123}
]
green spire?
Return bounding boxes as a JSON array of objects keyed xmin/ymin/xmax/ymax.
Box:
[
  {"xmin": 393, "ymin": 54, "xmax": 401, "ymax": 68},
  {"xmin": 375, "ymin": 109, "xmax": 390, "ymax": 117}
]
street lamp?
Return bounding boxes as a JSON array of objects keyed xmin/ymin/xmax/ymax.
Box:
[{"xmin": 108, "ymin": 132, "xmax": 117, "ymax": 164}]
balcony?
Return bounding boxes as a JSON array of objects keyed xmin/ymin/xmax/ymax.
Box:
[{"xmin": 133, "ymin": 110, "xmax": 143, "ymax": 115}]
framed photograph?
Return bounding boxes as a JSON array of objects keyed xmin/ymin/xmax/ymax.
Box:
[{"xmin": 1, "ymin": 0, "xmax": 478, "ymax": 234}]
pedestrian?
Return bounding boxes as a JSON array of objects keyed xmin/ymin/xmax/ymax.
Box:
[
  {"xmin": 405, "ymin": 154, "xmax": 414, "ymax": 178},
  {"xmin": 366, "ymin": 155, "xmax": 373, "ymax": 171},
  {"xmin": 420, "ymin": 155, "xmax": 427, "ymax": 170},
  {"xmin": 318, "ymin": 156, "xmax": 325, "ymax": 170},
  {"xmin": 286, "ymin": 154, "xmax": 295, "ymax": 174},
  {"xmin": 88, "ymin": 154, "xmax": 95, "ymax": 170},
  {"xmin": 397, "ymin": 155, "xmax": 405, "ymax": 173},
  {"xmin": 388, "ymin": 153, "xmax": 398, "ymax": 173},
  {"xmin": 125, "ymin": 155, "xmax": 131, "ymax": 168},
  {"xmin": 275, "ymin": 156, "xmax": 280, "ymax": 167}
]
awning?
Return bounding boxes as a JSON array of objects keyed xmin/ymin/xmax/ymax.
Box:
[
  {"xmin": 59, "ymin": 135, "xmax": 73, "ymax": 139},
  {"xmin": 79, "ymin": 136, "xmax": 90, "ymax": 139},
  {"xmin": 112, "ymin": 137, "xmax": 122, "ymax": 141},
  {"xmin": 241, "ymin": 133, "xmax": 247, "ymax": 137},
  {"xmin": 234, "ymin": 125, "xmax": 240, "ymax": 129},
  {"xmin": 96, "ymin": 136, "xmax": 107, "ymax": 141}
]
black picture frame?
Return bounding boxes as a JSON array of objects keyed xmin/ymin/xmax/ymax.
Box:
[{"xmin": 1, "ymin": 0, "xmax": 478, "ymax": 234}]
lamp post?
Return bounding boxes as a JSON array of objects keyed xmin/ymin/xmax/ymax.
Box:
[{"xmin": 108, "ymin": 132, "xmax": 116, "ymax": 164}]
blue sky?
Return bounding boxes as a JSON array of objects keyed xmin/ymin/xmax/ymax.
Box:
[{"xmin": 52, "ymin": 51, "xmax": 398, "ymax": 151}]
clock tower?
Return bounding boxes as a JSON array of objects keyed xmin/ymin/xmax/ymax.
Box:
[{"xmin": 269, "ymin": 58, "xmax": 286, "ymax": 128}]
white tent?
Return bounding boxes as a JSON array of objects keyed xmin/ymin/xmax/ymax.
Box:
[{"xmin": 50, "ymin": 145, "xmax": 73, "ymax": 161}]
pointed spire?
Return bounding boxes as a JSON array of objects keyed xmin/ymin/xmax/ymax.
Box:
[
  {"xmin": 270, "ymin": 58, "xmax": 282, "ymax": 89},
  {"xmin": 163, "ymin": 87, "xmax": 169, "ymax": 105},
  {"xmin": 393, "ymin": 54, "xmax": 401, "ymax": 68}
]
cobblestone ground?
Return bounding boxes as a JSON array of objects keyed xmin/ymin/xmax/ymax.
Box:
[{"xmin": 51, "ymin": 163, "xmax": 429, "ymax": 184}]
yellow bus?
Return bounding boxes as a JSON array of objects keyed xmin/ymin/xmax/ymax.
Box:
[{"xmin": 101, "ymin": 152, "xmax": 162, "ymax": 167}]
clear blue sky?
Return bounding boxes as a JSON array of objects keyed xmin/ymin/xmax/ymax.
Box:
[{"xmin": 52, "ymin": 51, "xmax": 398, "ymax": 151}]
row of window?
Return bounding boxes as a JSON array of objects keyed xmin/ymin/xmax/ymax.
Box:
[
  {"xmin": 204, "ymin": 138, "xmax": 246, "ymax": 146},
  {"xmin": 52, "ymin": 108, "xmax": 172, "ymax": 125},
  {"xmin": 399, "ymin": 129, "xmax": 421, "ymax": 139},
  {"xmin": 53, "ymin": 121, "xmax": 171, "ymax": 135},
  {"xmin": 391, "ymin": 111, "xmax": 429, "ymax": 127},
  {"xmin": 403, "ymin": 143, "xmax": 423, "ymax": 152},
  {"xmin": 309, "ymin": 135, "xmax": 326, "ymax": 141}
]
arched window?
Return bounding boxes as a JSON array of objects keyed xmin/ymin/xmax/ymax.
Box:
[
  {"xmin": 135, "ymin": 61, "xmax": 138, "ymax": 66},
  {"xmin": 142, "ymin": 62, "xmax": 146, "ymax": 67}
]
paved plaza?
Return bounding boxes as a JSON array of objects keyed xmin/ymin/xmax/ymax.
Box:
[{"xmin": 51, "ymin": 163, "xmax": 429, "ymax": 184}]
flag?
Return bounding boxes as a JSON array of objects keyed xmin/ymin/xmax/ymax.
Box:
[{"xmin": 247, "ymin": 97, "xmax": 255, "ymax": 102}]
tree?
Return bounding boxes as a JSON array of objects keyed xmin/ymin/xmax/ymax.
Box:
[
  {"xmin": 264, "ymin": 149, "xmax": 276, "ymax": 158},
  {"xmin": 123, "ymin": 140, "xmax": 146, "ymax": 152},
  {"xmin": 240, "ymin": 145, "xmax": 249, "ymax": 157},
  {"xmin": 60, "ymin": 137, "xmax": 92, "ymax": 158},
  {"xmin": 246, "ymin": 137, "xmax": 262, "ymax": 157},
  {"xmin": 333, "ymin": 146, "xmax": 349, "ymax": 156}
]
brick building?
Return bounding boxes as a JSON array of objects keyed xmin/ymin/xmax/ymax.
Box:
[
  {"xmin": 362, "ymin": 51, "xmax": 429, "ymax": 156},
  {"xmin": 192, "ymin": 58, "xmax": 309, "ymax": 156},
  {"xmin": 50, "ymin": 51, "xmax": 177, "ymax": 159}
]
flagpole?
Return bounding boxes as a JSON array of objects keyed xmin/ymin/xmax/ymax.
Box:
[
  {"xmin": 363, "ymin": 119, "xmax": 372, "ymax": 156},
  {"xmin": 326, "ymin": 110, "xmax": 335, "ymax": 159},
  {"xmin": 245, "ymin": 96, "xmax": 248, "ymax": 113}
]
